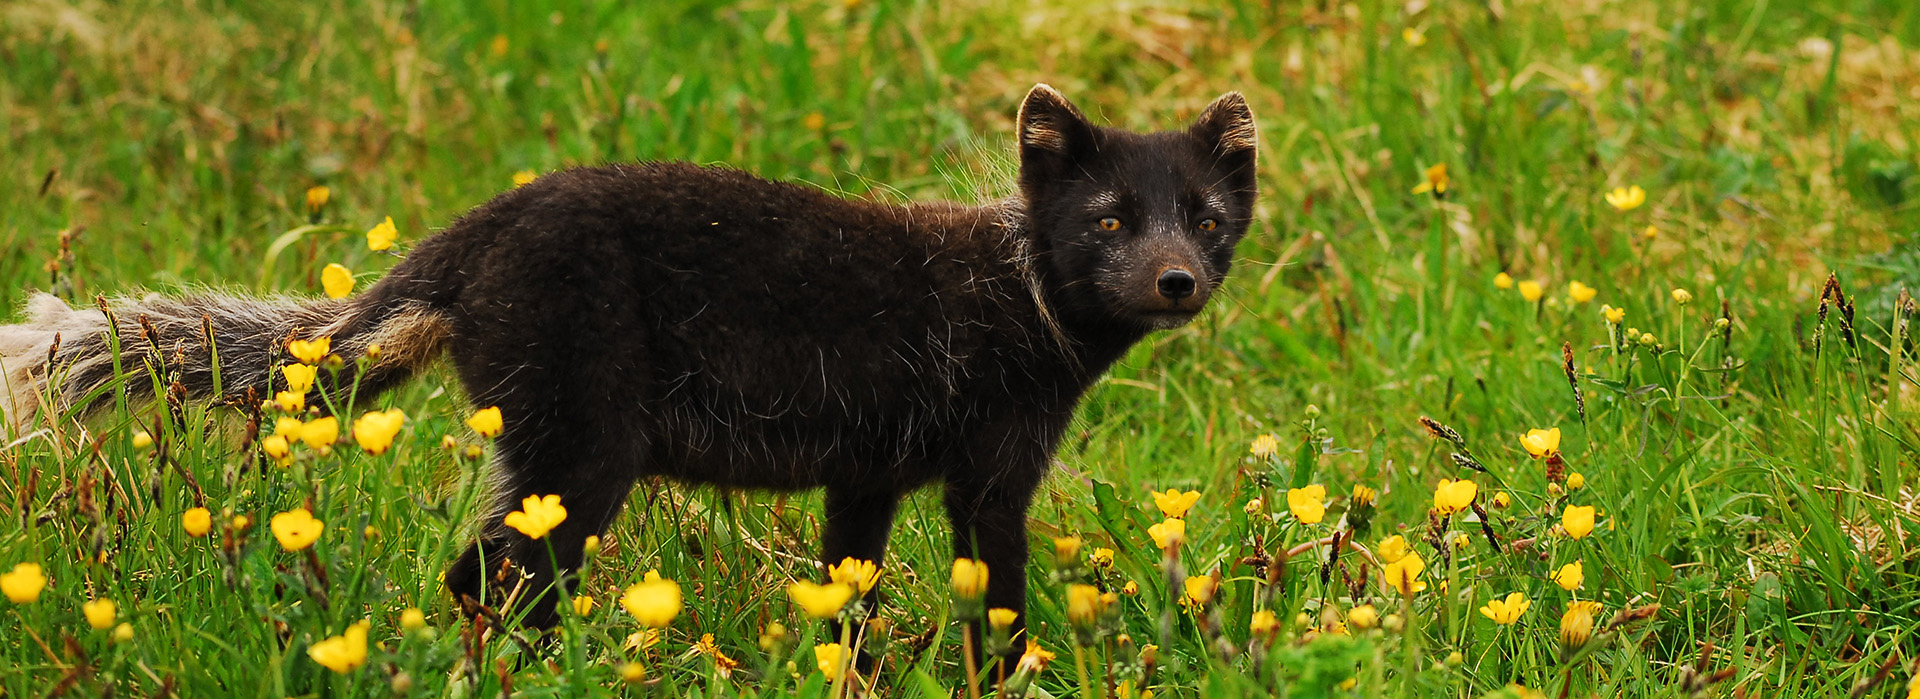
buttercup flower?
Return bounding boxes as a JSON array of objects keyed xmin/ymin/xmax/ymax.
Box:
[
  {"xmin": 1383, "ymin": 551, "xmax": 1427, "ymax": 595},
  {"xmin": 1671, "ymin": 288, "xmax": 1693, "ymax": 305},
  {"xmin": 828, "ymin": 557, "xmax": 880, "ymax": 595},
  {"xmin": 1147, "ymin": 518, "xmax": 1187, "ymax": 549},
  {"xmin": 1411, "ymin": 163, "xmax": 1448, "ymax": 195},
  {"xmin": 622, "ymin": 572, "xmax": 682, "ymax": 627},
  {"xmin": 1182, "ymin": 575, "xmax": 1217, "ymax": 607},
  {"xmin": 573, "ymin": 595, "xmax": 595, "ymax": 616},
  {"xmin": 113, "ymin": 622, "xmax": 134, "ymax": 643},
  {"xmin": 1567, "ymin": 472, "xmax": 1586, "ymax": 490},
  {"xmin": 1249, "ymin": 434, "xmax": 1279, "ymax": 459},
  {"xmin": 1287, "ymin": 485, "xmax": 1327, "ymax": 524},
  {"xmin": 1491, "ymin": 491, "xmax": 1512, "ymax": 508},
  {"xmin": 950, "ymin": 558, "xmax": 989, "ymax": 600},
  {"xmin": 272, "ymin": 391, "xmax": 305, "ymax": 413},
  {"xmin": 1151, "ymin": 489, "xmax": 1200, "ymax": 518},
  {"xmin": 84, "ymin": 598, "xmax": 117, "ymax": 629},
  {"xmin": 512, "ymin": 170, "xmax": 538, "ymax": 187},
  {"xmin": 988, "ymin": 608, "xmax": 1019, "ymax": 630},
  {"xmin": 400, "ymin": 608, "xmax": 426, "ymax": 631},
  {"xmin": 1052, "ymin": 536, "xmax": 1082, "ymax": 566},
  {"xmin": 282, "ymin": 363, "xmax": 318, "ymax": 395},
  {"xmin": 366, "ymin": 216, "xmax": 399, "ymax": 251},
  {"xmin": 1568, "ymin": 281, "xmax": 1597, "ymax": 304},
  {"xmin": 789, "ymin": 581, "xmax": 854, "ymax": 619},
  {"xmin": 1494, "ymin": 272, "xmax": 1515, "ymax": 289},
  {"xmin": 1401, "ymin": 26, "xmax": 1427, "ymax": 47},
  {"xmin": 1562, "ymin": 505, "xmax": 1597, "ymax": 539},
  {"xmin": 302, "ymin": 417, "xmax": 339, "ymax": 452},
  {"xmin": 1521, "ymin": 427, "xmax": 1561, "ymax": 458},
  {"xmin": 305, "ymin": 186, "xmax": 330, "ymax": 214},
  {"xmin": 466, "ymin": 406, "xmax": 503, "ymax": 437},
  {"xmin": 182, "ymin": 507, "xmax": 212, "ymax": 537},
  {"xmin": 353, "ymin": 409, "xmax": 406, "ymax": 454},
  {"xmin": 308, "ymin": 620, "xmax": 369, "ymax": 673},
  {"xmin": 1067, "ymin": 584, "xmax": 1105, "ymax": 627},
  {"xmin": 1518, "ymin": 280, "xmax": 1544, "ymax": 302},
  {"xmin": 1605, "ymin": 185, "xmax": 1647, "ymax": 211},
  {"xmin": 1553, "ymin": 561, "xmax": 1584, "ymax": 591},
  {"xmin": 287, "ymin": 337, "xmax": 331, "ymax": 365},
  {"xmin": 814, "ymin": 643, "xmax": 846, "ymax": 680},
  {"xmin": 1347, "ymin": 604, "xmax": 1379, "ymax": 630},
  {"xmin": 502, "ymin": 494, "xmax": 567, "ymax": 539},
  {"xmin": 1432, "ymin": 479, "xmax": 1477, "ymax": 514},
  {"xmin": 1088, "ymin": 547, "xmax": 1115, "ymax": 569},
  {"xmin": 1375, "ymin": 535, "xmax": 1410, "ymax": 564},
  {"xmin": 321, "ymin": 263, "xmax": 354, "ymax": 299},
  {"xmin": 270, "ymin": 509, "xmax": 325, "ymax": 551},
  {"xmin": 1479, "ymin": 592, "xmax": 1530, "ymax": 625},
  {"xmin": 2, "ymin": 563, "xmax": 47, "ymax": 603},
  {"xmin": 1250, "ymin": 610, "xmax": 1279, "ymax": 635},
  {"xmin": 132, "ymin": 430, "xmax": 154, "ymax": 450},
  {"xmin": 1602, "ymin": 305, "xmax": 1626, "ymax": 324},
  {"xmin": 1559, "ymin": 602, "xmax": 1602, "ymax": 651}
]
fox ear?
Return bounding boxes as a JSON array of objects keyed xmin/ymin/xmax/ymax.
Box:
[
  {"xmin": 1191, "ymin": 92, "xmax": 1257, "ymax": 158},
  {"xmin": 1017, "ymin": 84, "xmax": 1094, "ymax": 160}
]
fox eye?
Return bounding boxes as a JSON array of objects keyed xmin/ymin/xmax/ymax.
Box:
[
  {"xmin": 1197, "ymin": 218, "xmax": 1219, "ymax": 231},
  {"xmin": 1098, "ymin": 217, "xmax": 1122, "ymax": 231}
]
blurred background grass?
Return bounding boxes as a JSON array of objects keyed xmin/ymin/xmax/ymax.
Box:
[{"xmin": 4, "ymin": 0, "xmax": 1920, "ymax": 696}]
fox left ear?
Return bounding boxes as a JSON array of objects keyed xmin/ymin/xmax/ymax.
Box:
[{"xmin": 1190, "ymin": 92, "xmax": 1257, "ymax": 159}]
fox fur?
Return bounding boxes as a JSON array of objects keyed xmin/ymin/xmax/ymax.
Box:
[{"xmin": 0, "ymin": 85, "xmax": 1258, "ymax": 645}]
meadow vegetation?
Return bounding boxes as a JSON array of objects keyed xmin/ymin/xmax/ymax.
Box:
[{"xmin": 4, "ymin": 0, "xmax": 1920, "ymax": 696}]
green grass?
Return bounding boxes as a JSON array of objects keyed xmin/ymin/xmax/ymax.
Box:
[{"xmin": 4, "ymin": 0, "xmax": 1920, "ymax": 696}]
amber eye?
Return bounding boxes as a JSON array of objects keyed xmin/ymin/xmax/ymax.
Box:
[
  {"xmin": 1098, "ymin": 217, "xmax": 1122, "ymax": 231},
  {"xmin": 1198, "ymin": 218, "xmax": 1219, "ymax": 231}
]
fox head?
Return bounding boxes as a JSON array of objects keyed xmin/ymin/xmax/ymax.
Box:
[{"xmin": 1016, "ymin": 84, "xmax": 1257, "ymax": 333}]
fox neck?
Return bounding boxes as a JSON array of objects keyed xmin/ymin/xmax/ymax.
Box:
[{"xmin": 997, "ymin": 206, "xmax": 1152, "ymax": 382}]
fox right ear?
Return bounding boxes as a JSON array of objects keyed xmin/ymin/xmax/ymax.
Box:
[{"xmin": 1017, "ymin": 84, "xmax": 1094, "ymax": 161}]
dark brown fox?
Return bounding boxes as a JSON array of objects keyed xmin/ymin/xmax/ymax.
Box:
[{"xmin": 0, "ymin": 85, "xmax": 1256, "ymax": 640}]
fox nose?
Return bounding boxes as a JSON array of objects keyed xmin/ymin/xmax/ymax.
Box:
[{"xmin": 1157, "ymin": 268, "xmax": 1196, "ymax": 300}]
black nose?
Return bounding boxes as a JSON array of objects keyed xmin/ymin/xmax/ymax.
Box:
[{"xmin": 1157, "ymin": 268, "xmax": 1196, "ymax": 300}]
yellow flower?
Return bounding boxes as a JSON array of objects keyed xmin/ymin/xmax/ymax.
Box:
[
  {"xmin": 261, "ymin": 435, "xmax": 293, "ymax": 463},
  {"xmin": 1567, "ymin": 472, "xmax": 1586, "ymax": 490},
  {"xmin": 512, "ymin": 170, "xmax": 538, "ymax": 187},
  {"xmin": 1286, "ymin": 485, "xmax": 1327, "ymax": 524},
  {"xmin": 1401, "ymin": 26, "xmax": 1427, "ymax": 46},
  {"xmin": 1150, "ymin": 489, "xmax": 1201, "ymax": 518},
  {"xmin": 272, "ymin": 391, "xmax": 305, "ymax": 413},
  {"xmin": 1559, "ymin": 602, "xmax": 1601, "ymax": 650},
  {"xmin": 1249, "ymin": 610, "xmax": 1278, "ymax": 635},
  {"xmin": 113, "ymin": 622, "xmax": 134, "ymax": 643},
  {"xmin": 305, "ymin": 185, "xmax": 330, "ymax": 214},
  {"xmin": 1347, "ymin": 604, "xmax": 1379, "ymax": 630},
  {"xmin": 621, "ymin": 573, "xmax": 682, "ymax": 627},
  {"xmin": 1671, "ymin": 288, "xmax": 1693, "ymax": 305},
  {"xmin": 1450, "ymin": 532, "xmax": 1471, "ymax": 550},
  {"xmin": 1602, "ymin": 305, "xmax": 1626, "ymax": 324},
  {"xmin": 1518, "ymin": 280, "xmax": 1544, "ymax": 302},
  {"xmin": 502, "ymin": 494, "xmax": 567, "ymax": 539},
  {"xmin": 1374, "ymin": 535, "xmax": 1410, "ymax": 564},
  {"xmin": 1016, "ymin": 639, "xmax": 1057, "ymax": 674},
  {"xmin": 1067, "ymin": 584, "xmax": 1105, "ymax": 626},
  {"xmin": 1351, "ymin": 484, "xmax": 1377, "ymax": 506},
  {"xmin": 1052, "ymin": 536, "xmax": 1082, "ymax": 566},
  {"xmin": 1410, "ymin": 163, "xmax": 1448, "ymax": 195},
  {"xmin": 308, "ymin": 620, "xmax": 369, "ymax": 674},
  {"xmin": 1244, "ymin": 498, "xmax": 1264, "ymax": 514},
  {"xmin": 270, "ymin": 508, "xmax": 325, "ymax": 551},
  {"xmin": 83, "ymin": 598, "xmax": 117, "ymax": 629},
  {"xmin": 619, "ymin": 662, "xmax": 647, "ymax": 684},
  {"xmin": 1567, "ymin": 281, "xmax": 1597, "ymax": 304},
  {"xmin": 400, "ymin": 608, "xmax": 426, "ymax": 631},
  {"xmin": 1494, "ymin": 272, "xmax": 1514, "ymax": 290},
  {"xmin": 1383, "ymin": 551, "xmax": 1427, "ymax": 595},
  {"xmin": 583, "ymin": 535, "xmax": 601, "ymax": 557},
  {"xmin": 573, "ymin": 595, "xmax": 595, "ymax": 616},
  {"xmin": 1088, "ymin": 547, "xmax": 1115, "ymax": 569},
  {"xmin": 951, "ymin": 558, "xmax": 989, "ymax": 600},
  {"xmin": 1479, "ymin": 592, "xmax": 1530, "ymax": 625},
  {"xmin": 1432, "ymin": 479, "xmax": 1477, "ymax": 514},
  {"xmin": 1147, "ymin": 518, "xmax": 1186, "ymax": 549},
  {"xmin": 366, "ymin": 216, "xmax": 399, "ymax": 251},
  {"xmin": 1562, "ymin": 505, "xmax": 1597, "ymax": 539},
  {"xmin": 282, "ymin": 363, "xmax": 318, "ymax": 395},
  {"xmin": 1491, "ymin": 491, "xmax": 1512, "ymax": 509},
  {"xmin": 803, "ymin": 112, "xmax": 828, "ymax": 131},
  {"xmin": 1520, "ymin": 427, "xmax": 1561, "ymax": 458},
  {"xmin": 233, "ymin": 514, "xmax": 251, "ymax": 530},
  {"xmin": 1553, "ymin": 561, "xmax": 1584, "ymax": 591},
  {"xmin": 789, "ymin": 581, "xmax": 854, "ymax": 619},
  {"xmin": 132, "ymin": 430, "xmax": 153, "ymax": 450},
  {"xmin": 814, "ymin": 643, "xmax": 846, "ymax": 680},
  {"xmin": 299, "ymin": 416, "xmax": 339, "ymax": 451},
  {"xmin": 1642, "ymin": 225, "xmax": 1658, "ymax": 240},
  {"xmin": 1639, "ymin": 331, "xmax": 1658, "ymax": 347},
  {"xmin": 988, "ymin": 607, "xmax": 1018, "ymax": 630},
  {"xmin": 828, "ymin": 557, "xmax": 881, "ymax": 595},
  {"xmin": 182, "ymin": 507, "xmax": 212, "ymax": 537},
  {"xmin": 1249, "ymin": 434, "xmax": 1279, "ymax": 459},
  {"xmin": 1120, "ymin": 580, "xmax": 1138, "ymax": 596},
  {"xmin": 1, "ymin": 563, "xmax": 46, "ymax": 603},
  {"xmin": 1182, "ymin": 575, "xmax": 1217, "ymax": 607},
  {"xmin": 1604, "ymin": 185, "xmax": 1647, "ymax": 211},
  {"xmin": 352, "ymin": 408, "xmax": 407, "ymax": 454},
  {"xmin": 287, "ymin": 337, "xmax": 331, "ymax": 365},
  {"xmin": 466, "ymin": 406, "xmax": 503, "ymax": 437},
  {"xmin": 321, "ymin": 263, "xmax": 354, "ymax": 299}
]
